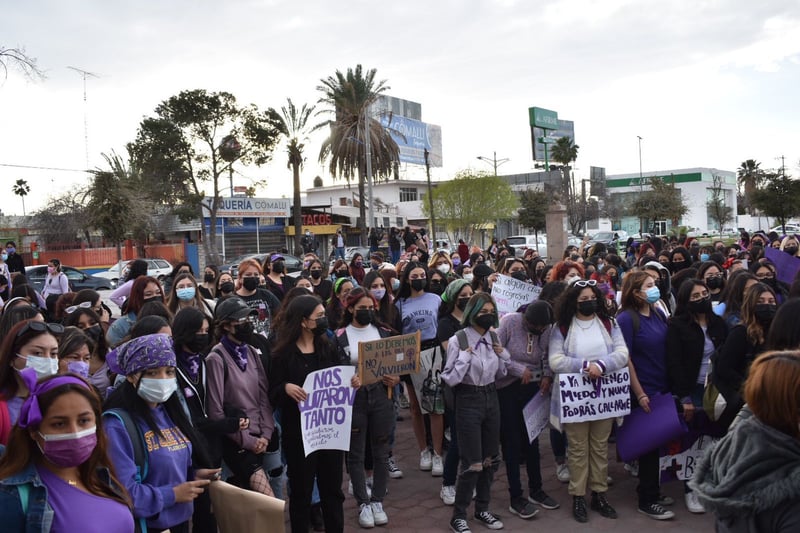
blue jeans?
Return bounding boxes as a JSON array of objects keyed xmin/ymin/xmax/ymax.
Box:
[
  {"xmin": 452, "ymin": 385, "xmax": 501, "ymax": 520},
  {"xmin": 335, "ymin": 247, "xmax": 345, "ymax": 260},
  {"xmin": 390, "ymin": 248, "xmax": 401, "ymax": 264},
  {"xmin": 498, "ymin": 380, "xmax": 543, "ymax": 500}
]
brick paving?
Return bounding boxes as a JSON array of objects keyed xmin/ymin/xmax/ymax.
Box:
[{"xmin": 283, "ymin": 409, "xmax": 715, "ymax": 532}]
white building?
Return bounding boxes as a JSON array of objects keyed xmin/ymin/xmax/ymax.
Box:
[{"xmin": 604, "ymin": 167, "xmax": 737, "ymax": 235}]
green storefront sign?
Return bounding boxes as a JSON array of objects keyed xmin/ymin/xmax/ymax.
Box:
[{"xmin": 529, "ymin": 107, "xmax": 559, "ymax": 130}]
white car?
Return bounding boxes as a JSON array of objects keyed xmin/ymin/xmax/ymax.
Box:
[
  {"xmin": 506, "ymin": 235, "xmax": 548, "ymax": 257},
  {"xmin": 769, "ymin": 224, "xmax": 800, "ymax": 235},
  {"xmin": 94, "ymin": 258, "xmax": 173, "ymax": 287}
]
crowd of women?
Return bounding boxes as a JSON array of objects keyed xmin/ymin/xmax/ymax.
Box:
[{"xmin": 0, "ymin": 227, "xmax": 798, "ymax": 532}]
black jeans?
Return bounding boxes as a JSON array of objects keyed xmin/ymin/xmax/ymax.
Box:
[
  {"xmin": 498, "ymin": 380, "xmax": 543, "ymax": 501},
  {"xmin": 452, "ymin": 385, "xmax": 501, "ymax": 520},
  {"xmin": 637, "ymin": 448, "xmax": 661, "ymax": 505},
  {"xmin": 347, "ymin": 384, "xmax": 393, "ymax": 505}
]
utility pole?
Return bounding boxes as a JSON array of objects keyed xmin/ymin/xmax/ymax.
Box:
[
  {"xmin": 68, "ymin": 66, "xmax": 100, "ymax": 169},
  {"xmin": 424, "ymin": 149, "xmax": 436, "ymax": 239}
]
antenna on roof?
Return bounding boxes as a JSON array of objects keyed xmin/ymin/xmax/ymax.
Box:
[{"xmin": 67, "ymin": 66, "xmax": 100, "ymax": 169}]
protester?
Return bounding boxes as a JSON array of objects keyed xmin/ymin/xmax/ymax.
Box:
[
  {"xmin": 107, "ymin": 276, "xmax": 164, "ymax": 347},
  {"xmin": 549, "ymin": 279, "xmax": 629, "ymax": 523},
  {"xmin": 0, "ymin": 371, "xmax": 134, "ymax": 532},
  {"xmin": 308, "ymin": 258, "xmax": 332, "ymax": 302},
  {"xmin": 691, "ymin": 350, "xmax": 800, "ymax": 531},
  {"xmin": 56, "ymin": 326, "xmax": 92, "ymax": 380},
  {"xmin": 235, "ymin": 259, "xmax": 280, "ymax": 336},
  {"xmin": 109, "ymin": 259, "xmax": 149, "ymax": 308},
  {"xmin": 215, "ymin": 271, "xmax": 236, "ymax": 300},
  {"xmin": 40, "ymin": 259, "xmax": 70, "ymax": 320},
  {"xmin": 166, "ymin": 272, "xmax": 214, "ymax": 319},
  {"xmin": 263, "ymin": 253, "xmax": 295, "ymax": 302},
  {"xmin": 4, "ymin": 241, "xmax": 25, "ymax": 275},
  {"xmin": 198, "ymin": 264, "xmax": 219, "ymax": 299}
]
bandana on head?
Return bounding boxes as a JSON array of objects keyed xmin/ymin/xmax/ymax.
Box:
[
  {"xmin": 17, "ymin": 368, "xmax": 92, "ymax": 428},
  {"xmin": 115, "ymin": 333, "xmax": 176, "ymax": 376}
]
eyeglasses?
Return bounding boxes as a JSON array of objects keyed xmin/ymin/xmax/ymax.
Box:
[
  {"xmin": 573, "ymin": 279, "xmax": 597, "ymax": 288},
  {"xmin": 756, "ymin": 271, "xmax": 775, "ymax": 279},
  {"xmin": 65, "ymin": 301, "xmax": 92, "ymax": 314},
  {"xmin": 17, "ymin": 321, "xmax": 65, "ymax": 337}
]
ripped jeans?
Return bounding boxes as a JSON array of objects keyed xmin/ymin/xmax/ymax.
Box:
[
  {"xmin": 347, "ymin": 384, "xmax": 394, "ymax": 505},
  {"xmin": 452, "ymin": 384, "xmax": 501, "ymax": 520}
]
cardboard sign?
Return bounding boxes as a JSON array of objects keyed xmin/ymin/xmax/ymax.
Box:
[
  {"xmin": 523, "ymin": 392, "xmax": 551, "ymax": 443},
  {"xmin": 298, "ymin": 366, "xmax": 356, "ymax": 457},
  {"xmin": 556, "ymin": 369, "xmax": 631, "ymax": 423},
  {"xmin": 660, "ymin": 434, "xmax": 717, "ymax": 481},
  {"xmin": 491, "ymin": 274, "xmax": 541, "ymax": 316},
  {"xmin": 358, "ymin": 331, "xmax": 421, "ymax": 386}
]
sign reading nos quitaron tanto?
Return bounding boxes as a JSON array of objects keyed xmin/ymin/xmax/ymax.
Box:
[
  {"xmin": 358, "ymin": 331, "xmax": 421, "ymax": 386},
  {"xmin": 203, "ymin": 197, "xmax": 291, "ymax": 218},
  {"xmin": 298, "ymin": 366, "xmax": 357, "ymax": 456}
]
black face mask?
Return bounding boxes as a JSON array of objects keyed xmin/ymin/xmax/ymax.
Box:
[
  {"xmin": 337, "ymin": 269, "xmax": 349, "ymax": 278},
  {"xmin": 219, "ymin": 281, "xmax": 235, "ymax": 294},
  {"xmin": 312, "ymin": 317, "xmax": 329, "ymax": 336},
  {"xmin": 525, "ymin": 322, "xmax": 546, "ymax": 335},
  {"xmin": 233, "ymin": 321, "xmax": 254, "ymax": 343},
  {"xmin": 142, "ymin": 296, "xmax": 163, "ymax": 305},
  {"xmin": 456, "ymin": 297, "xmax": 470, "ymax": 311},
  {"xmin": 474, "ymin": 314, "xmax": 496, "ymax": 330},
  {"xmin": 428, "ymin": 281, "xmax": 444, "ymax": 295},
  {"xmin": 272, "ymin": 261, "xmax": 285, "ymax": 274},
  {"xmin": 706, "ymin": 276, "xmax": 725, "ymax": 290},
  {"xmin": 85, "ymin": 324, "xmax": 102, "ymax": 343},
  {"xmin": 310, "ymin": 270, "xmax": 322, "ymax": 280},
  {"xmin": 762, "ymin": 277, "xmax": 777, "ymax": 289},
  {"xmin": 187, "ymin": 333, "xmax": 209, "ymax": 353},
  {"xmin": 510, "ymin": 271, "xmax": 528, "ymax": 282},
  {"xmin": 754, "ymin": 303, "xmax": 777, "ymax": 324},
  {"xmin": 688, "ymin": 297, "xmax": 712, "ymax": 315},
  {"xmin": 242, "ymin": 277, "xmax": 260, "ymax": 291},
  {"xmin": 672, "ymin": 260, "xmax": 689, "ymax": 272},
  {"xmin": 577, "ymin": 300, "xmax": 598, "ymax": 316},
  {"xmin": 410, "ymin": 279, "xmax": 426, "ymax": 292},
  {"xmin": 354, "ymin": 309, "xmax": 373, "ymax": 326},
  {"xmin": 204, "ymin": 273, "xmax": 215, "ymax": 283},
  {"xmin": 785, "ymin": 246, "xmax": 798, "ymax": 256}
]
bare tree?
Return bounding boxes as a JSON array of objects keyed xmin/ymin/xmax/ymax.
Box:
[{"xmin": 0, "ymin": 46, "xmax": 45, "ymax": 81}]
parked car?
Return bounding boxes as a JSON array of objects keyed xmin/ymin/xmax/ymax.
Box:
[
  {"xmin": 220, "ymin": 253, "xmax": 303, "ymax": 279},
  {"xmin": 587, "ymin": 230, "xmax": 629, "ymax": 247},
  {"xmin": 25, "ymin": 265, "xmax": 114, "ymax": 292},
  {"xmin": 505, "ymin": 235, "xmax": 548, "ymax": 257},
  {"xmin": 94, "ymin": 258, "xmax": 173, "ymax": 287},
  {"xmin": 328, "ymin": 247, "xmax": 371, "ymax": 268},
  {"xmin": 769, "ymin": 224, "xmax": 800, "ymax": 235}
]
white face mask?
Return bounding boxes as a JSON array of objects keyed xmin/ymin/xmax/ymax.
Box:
[
  {"xmin": 437, "ymin": 264, "xmax": 451, "ymax": 274},
  {"xmin": 371, "ymin": 288, "xmax": 386, "ymax": 301},
  {"xmin": 137, "ymin": 377, "xmax": 178, "ymax": 404},
  {"xmin": 18, "ymin": 354, "xmax": 59, "ymax": 379},
  {"xmin": 463, "ymin": 273, "xmax": 474, "ymax": 282}
]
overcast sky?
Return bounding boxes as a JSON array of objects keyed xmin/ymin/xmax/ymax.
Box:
[{"xmin": 1, "ymin": 0, "xmax": 798, "ymax": 215}]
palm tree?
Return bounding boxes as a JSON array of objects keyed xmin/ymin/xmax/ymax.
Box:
[
  {"xmin": 317, "ymin": 65, "xmax": 400, "ymax": 241},
  {"xmin": 12, "ymin": 178, "xmax": 30, "ymax": 215},
  {"xmin": 551, "ymin": 137, "xmax": 582, "ymax": 232},
  {"xmin": 268, "ymin": 99, "xmax": 316, "ymax": 254},
  {"xmin": 737, "ymin": 159, "xmax": 763, "ymax": 214}
]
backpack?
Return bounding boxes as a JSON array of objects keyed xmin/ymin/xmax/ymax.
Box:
[
  {"xmin": 702, "ymin": 349, "xmax": 743, "ymax": 426},
  {"xmin": 103, "ymin": 408, "xmax": 149, "ymax": 533},
  {"xmin": 444, "ymin": 329, "xmax": 503, "ymax": 410}
]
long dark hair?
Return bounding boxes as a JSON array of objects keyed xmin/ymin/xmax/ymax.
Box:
[
  {"xmin": 0, "ymin": 378, "xmax": 131, "ymax": 508},
  {"xmin": 172, "ymin": 307, "xmax": 207, "ymax": 350},
  {"xmin": 397, "ymin": 261, "xmax": 427, "ymax": 299},
  {"xmin": 674, "ymin": 280, "xmax": 711, "ymax": 320},
  {"xmin": 0, "ymin": 320, "xmax": 60, "ymax": 398},
  {"xmin": 272, "ymin": 294, "xmax": 334, "ymax": 363},
  {"xmin": 63, "ymin": 307, "xmax": 109, "ymax": 362},
  {"xmin": 555, "ymin": 282, "xmax": 613, "ymax": 330},
  {"xmin": 124, "ymin": 259, "xmax": 148, "ymax": 283},
  {"xmin": 767, "ymin": 299, "xmax": 800, "ymax": 350}
]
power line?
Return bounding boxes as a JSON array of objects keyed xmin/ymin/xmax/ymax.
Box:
[{"xmin": 0, "ymin": 162, "xmax": 89, "ymax": 172}]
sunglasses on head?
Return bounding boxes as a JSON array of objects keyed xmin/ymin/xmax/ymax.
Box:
[
  {"xmin": 573, "ymin": 279, "xmax": 597, "ymax": 288},
  {"xmin": 65, "ymin": 301, "xmax": 92, "ymax": 315},
  {"xmin": 17, "ymin": 321, "xmax": 65, "ymax": 337}
]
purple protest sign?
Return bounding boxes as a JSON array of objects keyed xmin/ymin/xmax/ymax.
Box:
[
  {"xmin": 764, "ymin": 246, "xmax": 800, "ymax": 286},
  {"xmin": 298, "ymin": 366, "xmax": 357, "ymax": 456},
  {"xmin": 616, "ymin": 392, "xmax": 687, "ymax": 462}
]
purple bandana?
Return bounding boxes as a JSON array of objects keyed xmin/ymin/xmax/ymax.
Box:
[
  {"xmin": 115, "ymin": 334, "xmax": 177, "ymax": 376},
  {"xmin": 177, "ymin": 350, "xmax": 201, "ymax": 382},
  {"xmin": 17, "ymin": 369, "xmax": 92, "ymax": 428},
  {"xmin": 220, "ymin": 335, "xmax": 248, "ymax": 372}
]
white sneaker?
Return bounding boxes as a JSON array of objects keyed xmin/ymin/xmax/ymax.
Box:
[
  {"xmin": 419, "ymin": 449, "xmax": 433, "ymax": 471},
  {"xmin": 387, "ymin": 456, "xmax": 404, "ymax": 479},
  {"xmin": 685, "ymin": 491, "xmax": 706, "ymax": 514},
  {"xmin": 349, "ymin": 479, "xmax": 372, "ymax": 499},
  {"xmin": 359, "ymin": 503, "xmax": 375, "ymax": 528},
  {"xmin": 556, "ymin": 463, "xmax": 570, "ymax": 483},
  {"xmin": 624, "ymin": 461, "xmax": 639, "ymax": 477},
  {"xmin": 432, "ymin": 453, "xmax": 444, "ymax": 476},
  {"xmin": 371, "ymin": 502, "xmax": 388, "ymax": 525},
  {"xmin": 440, "ymin": 484, "xmax": 456, "ymax": 505}
]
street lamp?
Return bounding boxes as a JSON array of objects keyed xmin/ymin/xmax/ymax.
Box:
[
  {"xmin": 476, "ymin": 151, "xmax": 510, "ymax": 175},
  {"xmin": 637, "ymin": 135, "xmax": 643, "ymax": 184}
]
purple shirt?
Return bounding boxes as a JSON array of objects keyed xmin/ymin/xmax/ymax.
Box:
[
  {"xmin": 495, "ymin": 313, "xmax": 553, "ymax": 389},
  {"xmin": 617, "ymin": 309, "xmax": 669, "ymax": 395},
  {"xmin": 37, "ymin": 465, "xmax": 134, "ymax": 533}
]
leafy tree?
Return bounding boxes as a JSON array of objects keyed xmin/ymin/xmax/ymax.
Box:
[
  {"xmin": 12, "ymin": 179, "xmax": 30, "ymax": 215},
  {"xmin": 629, "ymin": 176, "xmax": 689, "ymax": 233},
  {"xmin": 317, "ymin": 65, "xmax": 400, "ymax": 241},
  {"xmin": 737, "ymin": 159, "xmax": 764, "ymax": 215},
  {"xmin": 85, "ymin": 152, "xmax": 138, "ymax": 260},
  {"xmin": 517, "ymin": 189, "xmax": 548, "ymax": 242},
  {"xmin": 0, "ymin": 46, "xmax": 44, "ymax": 81},
  {"xmin": 421, "ymin": 170, "xmax": 518, "ymax": 245},
  {"xmin": 268, "ymin": 99, "xmax": 316, "ymax": 254},
  {"xmin": 751, "ymin": 171, "xmax": 800, "ymax": 233},
  {"xmin": 33, "ymin": 189, "xmax": 92, "ymax": 249},
  {"xmin": 128, "ymin": 89, "xmax": 282, "ymax": 263},
  {"xmin": 706, "ymin": 173, "xmax": 734, "ymax": 236}
]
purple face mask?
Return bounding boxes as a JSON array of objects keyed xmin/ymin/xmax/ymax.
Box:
[
  {"xmin": 38, "ymin": 426, "xmax": 97, "ymax": 467},
  {"xmin": 67, "ymin": 360, "xmax": 90, "ymax": 379}
]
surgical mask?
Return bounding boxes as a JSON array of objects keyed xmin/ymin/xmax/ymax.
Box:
[
  {"xmin": 242, "ymin": 277, "xmax": 260, "ymax": 291},
  {"xmin": 6, "ymin": 247, "xmax": 15, "ymax": 255},
  {"xmin": 452, "ymin": 258, "xmax": 461, "ymax": 267},
  {"xmin": 47, "ymin": 266, "xmax": 56, "ymax": 274},
  {"xmin": 371, "ymin": 288, "xmax": 386, "ymax": 301},
  {"xmin": 137, "ymin": 377, "xmax": 178, "ymax": 404},
  {"xmin": 391, "ymin": 279, "xmax": 400, "ymax": 291},
  {"xmin": 203, "ymin": 273, "xmax": 215, "ymax": 283},
  {"xmin": 355, "ymin": 261, "xmax": 363, "ymax": 268},
  {"xmin": 577, "ymin": 300, "xmax": 598, "ymax": 316},
  {"xmin": 19, "ymin": 354, "xmax": 59, "ymax": 379},
  {"xmin": 463, "ymin": 273, "xmax": 474, "ymax": 282},
  {"xmin": 176, "ymin": 287, "xmax": 196, "ymax": 301},
  {"xmin": 0, "ymin": 253, "xmax": 6, "ymax": 261},
  {"xmin": 437, "ymin": 264, "xmax": 451, "ymax": 274},
  {"xmin": 219, "ymin": 281, "xmax": 235, "ymax": 293},
  {"xmin": 700, "ymin": 253, "xmax": 710, "ymax": 262},
  {"xmin": 38, "ymin": 426, "xmax": 97, "ymax": 468},
  {"xmin": 644, "ymin": 286, "xmax": 661, "ymax": 304},
  {"xmin": 474, "ymin": 314, "xmax": 496, "ymax": 330},
  {"xmin": 354, "ymin": 309, "xmax": 373, "ymax": 326},
  {"xmin": 67, "ymin": 361, "xmax": 90, "ymax": 379}
]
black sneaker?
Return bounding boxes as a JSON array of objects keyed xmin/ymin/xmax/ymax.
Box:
[
  {"xmin": 474, "ymin": 511, "xmax": 504, "ymax": 530},
  {"xmin": 573, "ymin": 496, "xmax": 588, "ymax": 523},
  {"xmin": 638, "ymin": 502, "xmax": 676, "ymax": 520},
  {"xmin": 657, "ymin": 494, "xmax": 675, "ymax": 506},
  {"xmin": 528, "ymin": 490, "xmax": 560, "ymax": 510},
  {"xmin": 450, "ymin": 517, "xmax": 472, "ymax": 533},
  {"xmin": 508, "ymin": 497, "xmax": 539, "ymax": 519},
  {"xmin": 590, "ymin": 491, "xmax": 618, "ymax": 519}
]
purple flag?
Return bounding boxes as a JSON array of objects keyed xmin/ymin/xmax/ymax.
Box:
[{"xmin": 764, "ymin": 246, "xmax": 800, "ymax": 285}]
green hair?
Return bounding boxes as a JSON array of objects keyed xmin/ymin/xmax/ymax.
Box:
[{"xmin": 460, "ymin": 292, "xmax": 498, "ymax": 329}]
